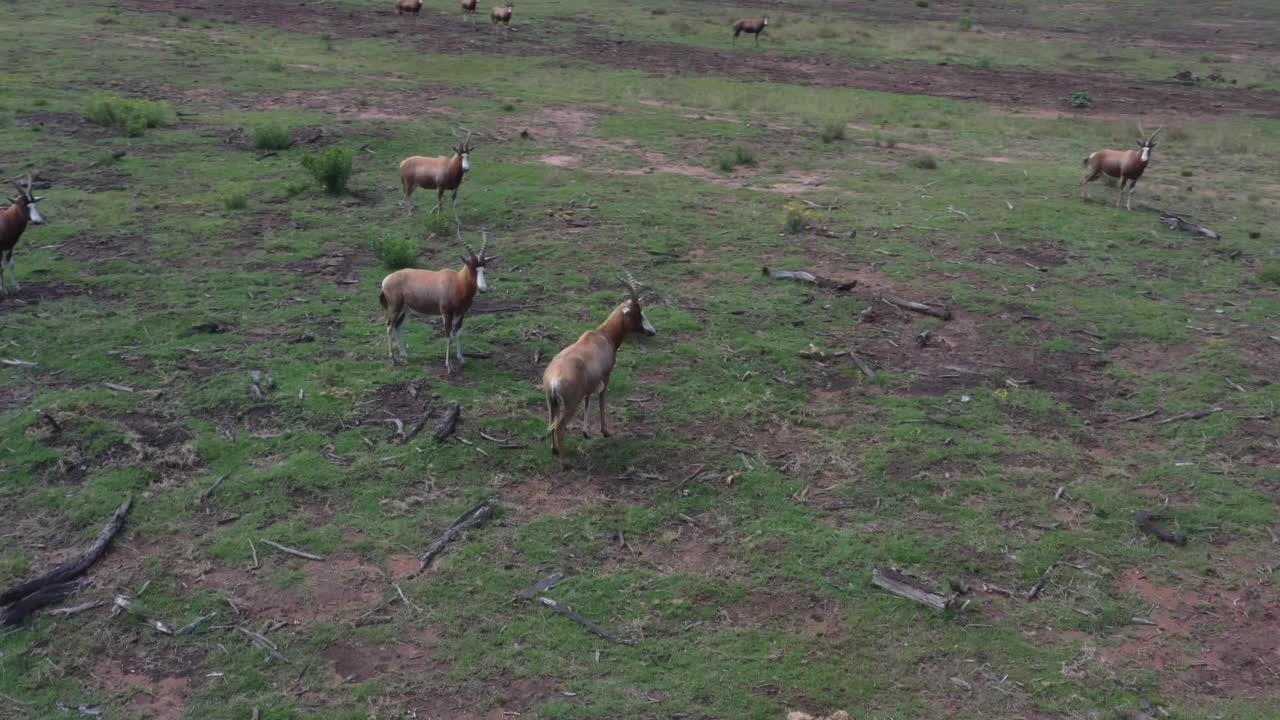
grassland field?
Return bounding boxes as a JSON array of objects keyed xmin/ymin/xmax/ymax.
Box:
[{"xmin": 1, "ymin": 1, "xmax": 1279, "ymax": 718}]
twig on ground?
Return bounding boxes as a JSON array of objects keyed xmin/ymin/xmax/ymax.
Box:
[
  {"xmin": 198, "ymin": 473, "xmax": 230, "ymax": 504},
  {"xmin": 112, "ymin": 594, "xmax": 173, "ymax": 634},
  {"xmin": 872, "ymin": 567, "xmax": 955, "ymax": 611},
  {"xmin": 1155, "ymin": 407, "xmax": 1222, "ymax": 425},
  {"xmin": 258, "ymin": 539, "xmax": 325, "ymax": 561},
  {"xmin": 881, "ymin": 295, "xmax": 952, "ymax": 320},
  {"xmin": 513, "ymin": 571, "xmax": 565, "ymax": 602},
  {"xmin": 538, "ymin": 596, "xmax": 636, "ymax": 645},
  {"xmin": 237, "ymin": 625, "xmax": 289, "ymax": 663}
]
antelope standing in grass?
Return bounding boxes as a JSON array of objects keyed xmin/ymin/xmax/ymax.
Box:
[
  {"xmin": 379, "ymin": 230, "xmax": 496, "ymax": 373},
  {"xmin": 396, "ymin": 0, "xmax": 422, "ymax": 16},
  {"xmin": 1, "ymin": 174, "xmax": 46, "ymax": 296},
  {"xmin": 491, "ymin": 1, "xmax": 513, "ymax": 25},
  {"xmin": 1082, "ymin": 122, "xmax": 1163, "ymax": 210},
  {"xmin": 733, "ymin": 16, "xmax": 768, "ymax": 47},
  {"xmin": 542, "ymin": 273, "xmax": 656, "ymax": 467},
  {"xmin": 399, "ymin": 130, "xmax": 475, "ymax": 221},
  {"xmin": 461, "ymin": 0, "xmax": 478, "ymax": 20}
]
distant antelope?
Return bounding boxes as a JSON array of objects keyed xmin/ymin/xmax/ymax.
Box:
[
  {"xmin": 379, "ymin": 229, "xmax": 497, "ymax": 373},
  {"xmin": 733, "ymin": 15, "xmax": 768, "ymax": 47},
  {"xmin": 399, "ymin": 130, "xmax": 475, "ymax": 221},
  {"xmin": 542, "ymin": 272, "xmax": 656, "ymax": 466},
  {"xmin": 491, "ymin": 1, "xmax": 513, "ymax": 25},
  {"xmin": 461, "ymin": 0, "xmax": 478, "ymax": 20},
  {"xmin": 396, "ymin": 0, "xmax": 422, "ymax": 16},
  {"xmin": 0, "ymin": 174, "xmax": 46, "ymax": 296},
  {"xmin": 1082, "ymin": 122, "xmax": 1163, "ymax": 210}
]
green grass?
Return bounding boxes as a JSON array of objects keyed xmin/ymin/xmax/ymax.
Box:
[
  {"xmin": 301, "ymin": 146, "xmax": 353, "ymax": 194},
  {"xmin": 2, "ymin": 2, "xmax": 1279, "ymax": 719},
  {"xmin": 83, "ymin": 93, "xmax": 175, "ymax": 136},
  {"xmin": 251, "ymin": 123, "xmax": 294, "ymax": 150}
]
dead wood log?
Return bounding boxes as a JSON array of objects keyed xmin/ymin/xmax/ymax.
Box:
[
  {"xmin": 433, "ymin": 402, "xmax": 461, "ymax": 442},
  {"xmin": 847, "ymin": 351, "xmax": 877, "ymax": 381},
  {"xmin": 1157, "ymin": 210, "xmax": 1220, "ymax": 240},
  {"xmin": 1154, "ymin": 407, "xmax": 1222, "ymax": 425},
  {"xmin": 1134, "ymin": 511, "xmax": 1187, "ymax": 546},
  {"xmin": 416, "ymin": 499, "xmax": 497, "ymax": 573},
  {"xmin": 538, "ymin": 596, "xmax": 636, "ymax": 645},
  {"xmin": 0, "ymin": 579, "xmax": 91, "ymax": 626},
  {"xmin": 1, "ymin": 496, "xmax": 131, "ymax": 605},
  {"xmin": 175, "ymin": 612, "xmax": 216, "ymax": 635},
  {"xmin": 399, "ymin": 405, "xmax": 435, "ymax": 445},
  {"xmin": 258, "ymin": 539, "xmax": 325, "ymax": 561},
  {"xmin": 871, "ymin": 567, "xmax": 955, "ymax": 611},
  {"xmin": 761, "ymin": 266, "xmax": 856, "ymax": 292},
  {"xmin": 513, "ymin": 571, "xmax": 565, "ymax": 601},
  {"xmin": 881, "ymin": 295, "xmax": 952, "ymax": 321},
  {"xmin": 49, "ymin": 598, "xmax": 104, "ymax": 617},
  {"xmin": 198, "ymin": 472, "xmax": 230, "ymax": 504}
]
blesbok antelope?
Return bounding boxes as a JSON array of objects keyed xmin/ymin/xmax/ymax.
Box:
[
  {"xmin": 399, "ymin": 130, "xmax": 475, "ymax": 221},
  {"xmin": 1082, "ymin": 122, "xmax": 1163, "ymax": 210},
  {"xmin": 396, "ymin": 0, "xmax": 422, "ymax": 16},
  {"xmin": 379, "ymin": 229, "xmax": 496, "ymax": 373},
  {"xmin": 491, "ymin": 1, "xmax": 513, "ymax": 25},
  {"xmin": 461, "ymin": 0, "xmax": 478, "ymax": 20},
  {"xmin": 542, "ymin": 272, "xmax": 656, "ymax": 466},
  {"xmin": 1, "ymin": 174, "xmax": 46, "ymax": 296},
  {"xmin": 733, "ymin": 16, "xmax": 768, "ymax": 47}
]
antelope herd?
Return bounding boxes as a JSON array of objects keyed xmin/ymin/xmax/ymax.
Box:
[{"xmin": 0, "ymin": 6, "xmax": 1180, "ymax": 468}]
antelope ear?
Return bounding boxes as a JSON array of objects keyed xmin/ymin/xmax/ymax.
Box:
[
  {"xmin": 622, "ymin": 306, "xmax": 632, "ymax": 315},
  {"xmin": 483, "ymin": 255, "xmax": 498, "ymax": 264},
  {"xmin": 32, "ymin": 196, "xmax": 45, "ymax": 203}
]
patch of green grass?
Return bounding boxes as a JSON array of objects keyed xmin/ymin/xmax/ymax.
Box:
[
  {"xmin": 819, "ymin": 120, "xmax": 847, "ymax": 143},
  {"xmin": 1067, "ymin": 90, "xmax": 1094, "ymax": 109},
  {"xmin": 1258, "ymin": 266, "xmax": 1280, "ymax": 287},
  {"xmin": 371, "ymin": 234, "xmax": 420, "ymax": 269},
  {"xmin": 251, "ymin": 123, "xmax": 294, "ymax": 150},
  {"xmin": 220, "ymin": 190, "xmax": 249, "ymax": 210},
  {"xmin": 916, "ymin": 0, "xmax": 930, "ymax": 7},
  {"xmin": 908, "ymin": 153, "xmax": 939, "ymax": 169},
  {"xmin": 301, "ymin": 146, "xmax": 353, "ymax": 194},
  {"xmin": 83, "ymin": 93, "xmax": 174, "ymax": 136},
  {"xmin": 715, "ymin": 144, "xmax": 757, "ymax": 172}
]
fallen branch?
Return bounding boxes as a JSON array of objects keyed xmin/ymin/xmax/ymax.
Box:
[
  {"xmin": 513, "ymin": 571, "xmax": 565, "ymax": 602},
  {"xmin": 417, "ymin": 499, "xmax": 497, "ymax": 573},
  {"xmin": 1, "ymin": 358, "xmax": 37, "ymax": 367},
  {"xmin": 881, "ymin": 295, "xmax": 952, "ymax": 321},
  {"xmin": 433, "ymin": 403, "xmax": 461, "ymax": 442},
  {"xmin": 871, "ymin": 567, "xmax": 955, "ymax": 611},
  {"xmin": 49, "ymin": 598, "xmax": 104, "ymax": 617},
  {"xmin": 761, "ymin": 266, "xmax": 856, "ymax": 292},
  {"xmin": 394, "ymin": 583, "xmax": 421, "ymax": 613},
  {"xmin": 1154, "ymin": 407, "xmax": 1222, "ymax": 425},
  {"xmin": 1157, "ymin": 210, "xmax": 1220, "ymax": 240},
  {"xmin": 237, "ymin": 625, "xmax": 289, "ymax": 663},
  {"xmin": 198, "ymin": 472, "xmax": 230, "ymax": 504},
  {"xmin": 1125, "ymin": 409, "xmax": 1159, "ymax": 422},
  {"xmin": 0, "ymin": 579, "xmax": 91, "ymax": 627},
  {"xmin": 176, "ymin": 612, "xmax": 216, "ymax": 635},
  {"xmin": 847, "ymin": 351, "xmax": 877, "ymax": 381},
  {"xmin": 112, "ymin": 594, "xmax": 173, "ymax": 634},
  {"xmin": 103, "ymin": 383, "xmax": 134, "ymax": 393},
  {"xmin": 1134, "ymin": 511, "xmax": 1187, "ymax": 546},
  {"xmin": 1025, "ymin": 563, "xmax": 1055, "ymax": 601},
  {"xmin": 1, "ymin": 496, "xmax": 131, "ymax": 605},
  {"xmin": 400, "ymin": 406, "xmax": 434, "ymax": 444},
  {"xmin": 258, "ymin": 539, "xmax": 325, "ymax": 561},
  {"xmin": 538, "ymin": 596, "xmax": 636, "ymax": 645}
]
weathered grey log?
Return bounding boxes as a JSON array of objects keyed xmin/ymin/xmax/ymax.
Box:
[
  {"xmin": 882, "ymin": 295, "xmax": 952, "ymax": 321},
  {"xmin": 258, "ymin": 539, "xmax": 325, "ymax": 561},
  {"xmin": 514, "ymin": 571, "xmax": 565, "ymax": 601},
  {"xmin": 237, "ymin": 625, "xmax": 289, "ymax": 662},
  {"xmin": 847, "ymin": 351, "xmax": 877, "ymax": 381},
  {"xmin": 1154, "ymin": 407, "xmax": 1222, "ymax": 425},
  {"xmin": 1025, "ymin": 563, "xmax": 1055, "ymax": 601},
  {"xmin": 538, "ymin": 596, "xmax": 636, "ymax": 645},
  {"xmin": 1157, "ymin": 210, "xmax": 1220, "ymax": 240},
  {"xmin": 0, "ymin": 496, "xmax": 131, "ymax": 605},
  {"xmin": 0, "ymin": 579, "xmax": 91, "ymax": 626},
  {"xmin": 1134, "ymin": 511, "xmax": 1187, "ymax": 546},
  {"xmin": 433, "ymin": 403, "xmax": 461, "ymax": 442},
  {"xmin": 871, "ymin": 567, "xmax": 955, "ymax": 611},
  {"xmin": 416, "ymin": 499, "xmax": 497, "ymax": 573},
  {"xmin": 761, "ymin": 266, "xmax": 856, "ymax": 292}
]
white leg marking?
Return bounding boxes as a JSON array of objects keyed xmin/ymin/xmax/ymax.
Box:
[{"xmin": 454, "ymin": 326, "xmax": 464, "ymax": 362}]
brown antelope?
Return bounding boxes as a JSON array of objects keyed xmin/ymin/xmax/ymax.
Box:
[
  {"xmin": 396, "ymin": 0, "xmax": 422, "ymax": 16},
  {"xmin": 733, "ymin": 16, "xmax": 768, "ymax": 47},
  {"xmin": 1082, "ymin": 122, "xmax": 1163, "ymax": 210},
  {"xmin": 461, "ymin": 0, "xmax": 478, "ymax": 20},
  {"xmin": 1, "ymin": 174, "xmax": 46, "ymax": 296},
  {"xmin": 399, "ymin": 130, "xmax": 475, "ymax": 221},
  {"xmin": 379, "ymin": 230, "xmax": 496, "ymax": 373},
  {"xmin": 542, "ymin": 272, "xmax": 656, "ymax": 466},
  {"xmin": 491, "ymin": 1, "xmax": 513, "ymax": 25}
]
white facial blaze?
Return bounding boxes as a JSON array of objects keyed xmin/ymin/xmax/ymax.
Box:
[
  {"xmin": 1141, "ymin": 146, "xmax": 1150, "ymax": 162},
  {"xmin": 461, "ymin": 154, "xmax": 470, "ymax": 172},
  {"xmin": 27, "ymin": 204, "xmax": 44, "ymax": 225},
  {"xmin": 475, "ymin": 266, "xmax": 487, "ymax": 292}
]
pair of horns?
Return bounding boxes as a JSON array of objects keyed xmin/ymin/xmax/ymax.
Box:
[
  {"xmin": 621, "ymin": 270, "xmax": 643, "ymax": 301},
  {"xmin": 457, "ymin": 224, "xmax": 495, "ymax": 262},
  {"xmin": 452, "ymin": 127, "xmax": 476, "ymax": 150},
  {"xmin": 8, "ymin": 173, "xmax": 44, "ymax": 203},
  {"xmin": 1137, "ymin": 120, "xmax": 1164, "ymax": 143}
]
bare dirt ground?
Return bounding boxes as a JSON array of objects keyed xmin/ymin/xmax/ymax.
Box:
[{"xmin": 122, "ymin": 0, "xmax": 1280, "ymax": 118}]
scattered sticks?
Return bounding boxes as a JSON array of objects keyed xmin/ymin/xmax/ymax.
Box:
[
  {"xmin": 237, "ymin": 625, "xmax": 289, "ymax": 663},
  {"xmin": 514, "ymin": 572, "xmax": 565, "ymax": 602},
  {"xmin": 871, "ymin": 567, "xmax": 955, "ymax": 612},
  {"xmin": 1, "ymin": 496, "xmax": 132, "ymax": 605},
  {"xmin": 1125, "ymin": 409, "xmax": 1159, "ymax": 422},
  {"xmin": 258, "ymin": 539, "xmax": 325, "ymax": 561},
  {"xmin": 112, "ymin": 594, "xmax": 173, "ymax": 634},
  {"xmin": 847, "ymin": 351, "xmax": 877, "ymax": 381},
  {"xmin": 761, "ymin": 266, "xmax": 856, "ymax": 292},
  {"xmin": 49, "ymin": 598, "xmax": 104, "ymax": 618},
  {"xmin": 417, "ymin": 499, "xmax": 497, "ymax": 573},
  {"xmin": 1134, "ymin": 511, "xmax": 1187, "ymax": 546},
  {"xmin": 881, "ymin": 295, "xmax": 952, "ymax": 321},
  {"xmin": 538, "ymin": 596, "xmax": 636, "ymax": 645},
  {"xmin": 1025, "ymin": 564, "xmax": 1055, "ymax": 601},
  {"xmin": 394, "ymin": 583, "xmax": 421, "ymax": 613},
  {"xmin": 1154, "ymin": 407, "xmax": 1222, "ymax": 425},
  {"xmin": 1, "ymin": 579, "xmax": 91, "ymax": 627},
  {"xmin": 175, "ymin": 612, "xmax": 216, "ymax": 635}
]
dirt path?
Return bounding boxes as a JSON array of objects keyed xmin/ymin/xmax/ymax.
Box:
[{"xmin": 123, "ymin": 0, "xmax": 1280, "ymax": 118}]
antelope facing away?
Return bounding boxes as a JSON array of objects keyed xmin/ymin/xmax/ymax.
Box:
[
  {"xmin": 1, "ymin": 174, "xmax": 46, "ymax": 296},
  {"xmin": 396, "ymin": 0, "xmax": 422, "ymax": 16},
  {"xmin": 400, "ymin": 130, "xmax": 475, "ymax": 221},
  {"xmin": 1082, "ymin": 122, "xmax": 1163, "ymax": 210},
  {"xmin": 733, "ymin": 16, "xmax": 768, "ymax": 47},
  {"xmin": 491, "ymin": 1, "xmax": 513, "ymax": 25},
  {"xmin": 461, "ymin": 0, "xmax": 478, "ymax": 20},
  {"xmin": 542, "ymin": 272, "xmax": 656, "ymax": 467},
  {"xmin": 379, "ymin": 230, "xmax": 496, "ymax": 373}
]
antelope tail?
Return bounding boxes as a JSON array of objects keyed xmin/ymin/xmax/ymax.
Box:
[
  {"xmin": 379, "ymin": 290, "xmax": 388, "ymax": 310},
  {"xmin": 1082, "ymin": 156, "xmax": 1090, "ymax": 168},
  {"xmin": 542, "ymin": 380, "xmax": 566, "ymax": 438}
]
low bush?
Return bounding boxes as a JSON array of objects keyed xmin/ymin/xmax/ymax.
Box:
[
  {"xmin": 84, "ymin": 93, "xmax": 175, "ymax": 136},
  {"xmin": 301, "ymin": 147, "xmax": 353, "ymax": 195}
]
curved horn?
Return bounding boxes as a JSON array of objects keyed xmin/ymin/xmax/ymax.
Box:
[
  {"xmin": 621, "ymin": 270, "xmax": 641, "ymax": 301},
  {"xmin": 1149, "ymin": 124, "xmax": 1164, "ymax": 142},
  {"xmin": 478, "ymin": 227, "xmax": 489, "ymax": 258}
]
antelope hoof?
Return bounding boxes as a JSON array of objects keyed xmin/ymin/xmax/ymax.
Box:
[
  {"xmin": 582, "ymin": 430, "xmax": 590, "ymax": 439},
  {"xmin": 601, "ymin": 429, "xmax": 611, "ymax": 438},
  {"xmin": 550, "ymin": 445, "xmax": 559, "ymax": 457}
]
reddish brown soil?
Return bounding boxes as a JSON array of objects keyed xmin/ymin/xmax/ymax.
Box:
[{"xmin": 120, "ymin": 0, "xmax": 1280, "ymax": 118}]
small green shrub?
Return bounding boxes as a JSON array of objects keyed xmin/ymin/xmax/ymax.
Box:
[
  {"xmin": 716, "ymin": 145, "xmax": 758, "ymax": 172},
  {"xmin": 321, "ymin": 33, "xmax": 334, "ymax": 51},
  {"xmin": 178, "ymin": 12, "xmax": 191, "ymax": 22},
  {"xmin": 501, "ymin": 102, "xmax": 516, "ymax": 112},
  {"xmin": 670, "ymin": 19, "xmax": 693, "ymax": 35},
  {"xmin": 819, "ymin": 121, "xmax": 847, "ymax": 144},
  {"xmin": 916, "ymin": 0, "xmax": 929, "ymax": 7},
  {"xmin": 301, "ymin": 147, "xmax": 353, "ymax": 194},
  {"xmin": 650, "ymin": 7, "xmax": 667, "ymax": 15},
  {"xmin": 1068, "ymin": 90, "xmax": 1094, "ymax": 109},
  {"xmin": 84, "ymin": 93, "xmax": 175, "ymax": 136},
  {"xmin": 252, "ymin": 123, "xmax": 294, "ymax": 150},
  {"xmin": 284, "ymin": 180, "xmax": 311, "ymax": 198},
  {"xmin": 816, "ymin": 26, "xmax": 839, "ymax": 39},
  {"xmin": 372, "ymin": 234, "xmax": 421, "ymax": 270},
  {"xmin": 958, "ymin": 16, "xmax": 972, "ymax": 31},
  {"xmin": 96, "ymin": 16, "xmax": 117, "ymax": 25},
  {"xmin": 1181, "ymin": 169, "xmax": 1194, "ymax": 177},
  {"xmin": 975, "ymin": 55, "xmax": 994, "ymax": 68},
  {"xmin": 221, "ymin": 191, "xmax": 248, "ymax": 211},
  {"xmin": 421, "ymin": 212, "xmax": 453, "ymax": 237},
  {"xmin": 908, "ymin": 153, "xmax": 938, "ymax": 170},
  {"xmin": 1258, "ymin": 266, "xmax": 1280, "ymax": 287},
  {"xmin": 266, "ymin": 58, "xmax": 286, "ymax": 72}
]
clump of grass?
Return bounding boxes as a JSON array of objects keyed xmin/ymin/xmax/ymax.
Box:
[
  {"xmin": 83, "ymin": 93, "xmax": 175, "ymax": 137},
  {"xmin": 650, "ymin": 7, "xmax": 668, "ymax": 15},
  {"xmin": 958, "ymin": 16, "xmax": 973, "ymax": 31},
  {"xmin": 96, "ymin": 16, "xmax": 117, "ymax": 25},
  {"xmin": 266, "ymin": 58, "xmax": 286, "ymax": 72},
  {"xmin": 421, "ymin": 212, "xmax": 454, "ymax": 237},
  {"xmin": 816, "ymin": 26, "xmax": 839, "ymax": 40},
  {"xmin": 670, "ymin": 19, "xmax": 693, "ymax": 35},
  {"xmin": 178, "ymin": 12, "xmax": 191, "ymax": 22},
  {"xmin": 916, "ymin": 0, "xmax": 929, "ymax": 7},
  {"xmin": 220, "ymin": 191, "xmax": 249, "ymax": 211},
  {"xmin": 908, "ymin": 153, "xmax": 938, "ymax": 170},
  {"xmin": 1181, "ymin": 169, "xmax": 1194, "ymax": 177},
  {"xmin": 819, "ymin": 121, "xmax": 846, "ymax": 144},
  {"xmin": 716, "ymin": 145, "xmax": 757, "ymax": 172},
  {"xmin": 283, "ymin": 180, "xmax": 311, "ymax": 198},
  {"xmin": 1067, "ymin": 90, "xmax": 1094, "ymax": 109},
  {"xmin": 501, "ymin": 102, "xmax": 516, "ymax": 112},
  {"xmin": 781, "ymin": 200, "xmax": 814, "ymax": 234},
  {"xmin": 321, "ymin": 33, "xmax": 334, "ymax": 51},
  {"xmin": 301, "ymin": 147, "xmax": 353, "ymax": 194},
  {"xmin": 976, "ymin": 55, "xmax": 994, "ymax": 68},
  {"xmin": 372, "ymin": 234, "xmax": 421, "ymax": 270},
  {"xmin": 1258, "ymin": 266, "xmax": 1280, "ymax": 287},
  {"xmin": 252, "ymin": 123, "xmax": 294, "ymax": 150}
]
